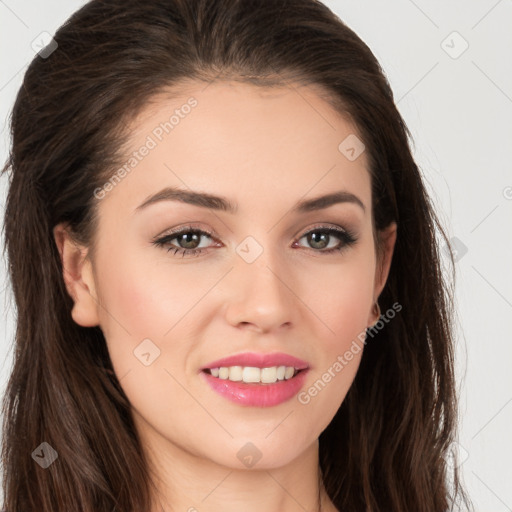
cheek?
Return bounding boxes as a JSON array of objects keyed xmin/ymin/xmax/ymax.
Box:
[
  {"xmin": 93, "ymin": 244, "xmax": 217, "ymax": 382},
  {"xmin": 305, "ymin": 256, "xmax": 375, "ymax": 344},
  {"xmin": 296, "ymin": 263, "xmax": 372, "ymax": 430},
  {"xmin": 296, "ymin": 258, "xmax": 373, "ymax": 422},
  {"xmin": 91, "ymin": 248, "xmax": 173, "ymax": 367},
  {"xmin": 94, "ymin": 246, "xmax": 197, "ymax": 333},
  {"xmin": 93, "ymin": 255, "xmax": 197, "ymax": 417}
]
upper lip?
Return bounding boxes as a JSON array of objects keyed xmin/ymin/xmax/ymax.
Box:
[{"xmin": 200, "ymin": 352, "xmax": 310, "ymax": 371}]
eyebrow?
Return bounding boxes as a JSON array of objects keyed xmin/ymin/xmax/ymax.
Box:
[{"xmin": 134, "ymin": 186, "xmax": 365, "ymax": 214}]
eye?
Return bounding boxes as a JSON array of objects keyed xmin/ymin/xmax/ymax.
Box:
[
  {"xmin": 294, "ymin": 225, "xmax": 357, "ymax": 254},
  {"xmin": 152, "ymin": 225, "xmax": 218, "ymax": 258}
]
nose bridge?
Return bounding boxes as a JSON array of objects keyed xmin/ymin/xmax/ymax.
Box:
[{"xmin": 224, "ymin": 235, "xmax": 297, "ymax": 331}]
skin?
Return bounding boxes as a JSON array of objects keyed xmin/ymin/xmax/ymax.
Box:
[{"xmin": 54, "ymin": 80, "xmax": 397, "ymax": 512}]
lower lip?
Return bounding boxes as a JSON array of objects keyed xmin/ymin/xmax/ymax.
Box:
[{"xmin": 200, "ymin": 369, "xmax": 309, "ymax": 407}]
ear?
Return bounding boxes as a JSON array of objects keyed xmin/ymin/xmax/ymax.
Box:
[
  {"xmin": 53, "ymin": 222, "xmax": 100, "ymax": 327},
  {"xmin": 368, "ymin": 221, "xmax": 397, "ymax": 326}
]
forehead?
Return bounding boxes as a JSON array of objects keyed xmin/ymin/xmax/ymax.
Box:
[{"xmin": 98, "ymin": 80, "xmax": 371, "ymax": 219}]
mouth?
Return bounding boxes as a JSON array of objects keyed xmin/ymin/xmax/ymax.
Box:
[
  {"xmin": 199, "ymin": 352, "xmax": 310, "ymax": 406},
  {"xmin": 200, "ymin": 365, "xmax": 310, "ymax": 407}
]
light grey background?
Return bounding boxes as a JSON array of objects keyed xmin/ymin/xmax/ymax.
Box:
[{"xmin": 1, "ymin": 1, "xmax": 511, "ymax": 510}]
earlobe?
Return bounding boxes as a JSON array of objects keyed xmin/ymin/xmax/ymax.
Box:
[{"xmin": 53, "ymin": 223, "xmax": 100, "ymax": 327}]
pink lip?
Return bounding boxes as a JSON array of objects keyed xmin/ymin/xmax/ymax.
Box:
[
  {"xmin": 200, "ymin": 351, "xmax": 310, "ymax": 371},
  {"xmin": 200, "ymin": 368, "xmax": 310, "ymax": 407}
]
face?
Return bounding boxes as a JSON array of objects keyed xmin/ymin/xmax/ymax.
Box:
[{"xmin": 55, "ymin": 80, "xmax": 396, "ymax": 472}]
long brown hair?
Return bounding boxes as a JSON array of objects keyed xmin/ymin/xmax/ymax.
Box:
[{"xmin": 1, "ymin": 0, "xmax": 471, "ymax": 510}]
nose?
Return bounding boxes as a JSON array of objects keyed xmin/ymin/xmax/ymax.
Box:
[{"xmin": 223, "ymin": 250, "xmax": 298, "ymax": 334}]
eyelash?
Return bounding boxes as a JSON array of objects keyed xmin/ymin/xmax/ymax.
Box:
[{"xmin": 152, "ymin": 224, "xmax": 358, "ymax": 258}]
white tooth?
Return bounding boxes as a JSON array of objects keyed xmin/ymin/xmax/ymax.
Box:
[
  {"xmin": 284, "ymin": 366, "xmax": 295, "ymax": 380},
  {"xmin": 218, "ymin": 367, "xmax": 229, "ymax": 379},
  {"xmin": 228, "ymin": 366, "xmax": 243, "ymax": 381},
  {"xmin": 276, "ymin": 365, "xmax": 286, "ymax": 380},
  {"xmin": 261, "ymin": 367, "xmax": 278, "ymax": 383},
  {"xmin": 242, "ymin": 367, "xmax": 261, "ymax": 383},
  {"xmin": 210, "ymin": 368, "xmax": 219, "ymax": 377}
]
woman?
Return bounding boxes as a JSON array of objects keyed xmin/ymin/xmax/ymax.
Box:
[{"xmin": 1, "ymin": 0, "xmax": 472, "ymax": 510}]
